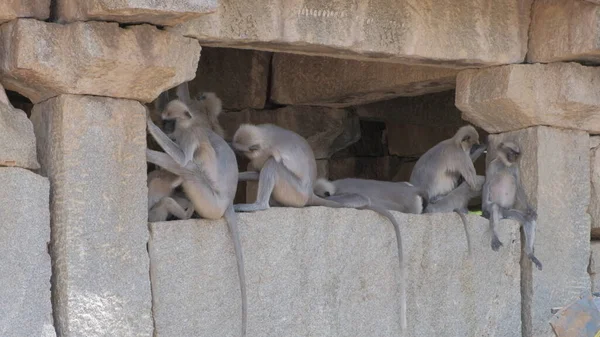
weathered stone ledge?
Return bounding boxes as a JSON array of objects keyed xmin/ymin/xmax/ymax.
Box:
[
  {"xmin": 171, "ymin": 0, "xmax": 531, "ymax": 68},
  {"xmin": 0, "ymin": 0, "xmax": 49, "ymax": 24},
  {"xmin": 0, "ymin": 19, "xmax": 200, "ymax": 104},
  {"xmin": 149, "ymin": 208, "xmax": 521, "ymax": 337}
]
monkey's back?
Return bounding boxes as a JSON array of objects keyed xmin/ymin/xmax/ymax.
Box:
[
  {"xmin": 409, "ymin": 139, "xmax": 463, "ymax": 198},
  {"xmin": 334, "ymin": 178, "xmax": 422, "ymax": 213}
]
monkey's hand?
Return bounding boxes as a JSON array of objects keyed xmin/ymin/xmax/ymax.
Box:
[{"xmin": 526, "ymin": 208, "xmax": 538, "ymax": 221}]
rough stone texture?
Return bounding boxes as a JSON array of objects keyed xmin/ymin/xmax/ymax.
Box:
[
  {"xmin": 329, "ymin": 156, "xmax": 403, "ymax": 181},
  {"xmin": 270, "ymin": 53, "xmax": 458, "ymax": 107},
  {"xmin": 172, "ymin": 0, "xmax": 531, "ymax": 68},
  {"xmin": 387, "ymin": 124, "xmax": 457, "ymax": 157},
  {"xmin": 31, "ymin": 95, "xmax": 152, "ymax": 337},
  {"xmin": 55, "ymin": 0, "xmax": 217, "ymax": 26},
  {"xmin": 591, "ymin": 140, "xmax": 600, "ymax": 239},
  {"xmin": 189, "ymin": 47, "xmax": 271, "ymax": 110},
  {"xmin": 0, "ymin": 168, "xmax": 55, "ymax": 337},
  {"xmin": 220, "ymin": 106, "xmax": 360, "ymax": 159},
  {"xmin": 528, "ymin": 0, "xmax": 600, "ymax": 63},
  {"xmin": 149, "ymin": 209, "xmax": 521, "ymax": 337},
  {"xmin": 0, "ymin": 86, "xmax": 38, "ymax": 169},
  {"xmin": 489, "ymin": 127, "xmax": 591, "ymax": 337},
  {"xmin": 355, "ymin": 90, "xmax": 464, "ymax": 127},
  {"xmin": 0, "ymin": 19, "xmax": 200, "ymax": 104},
  {"xmin": 0, "ymin": 0, "xmax": 49, "ymax": 24},
  {"xmin": 456, "ymin": 63, "xmax": 600, "ymax": 134},
  {"xmin": 590, "ymin": 242, "xmax": 600, "ymax": 293}
]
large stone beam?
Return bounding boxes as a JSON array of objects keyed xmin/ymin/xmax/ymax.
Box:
[
  {"xmin": 55, "ymin": 0, "xmax": 217, "ymax": 26},
  {"xmin": 270, "ymin": 53, "xmax": 458, "ymax": 107},
  {"xmin": 0, "ymin": 19, "xmax": 200, "ymax": 104},
  {"xmin": 0, "ymin": 168, "xmax": 55, "ymax": 337},
  {"xmin": 172, "ymin": 0, "xmax": 531, "ymax": 68},
  {"xmin": 0, "ymin": 0, "xmax": 49, "ymax": 24},
  {"xmin": 149, "ymin": 209, "xmax": 521, "ymax": 337},
  {"xmin": 488, "ymin": 127, "xmax": 590, "ymax": 337},
  {"xmin": 31, "ymin": 95, "xmax": 153, "ymax": 337},
  {"xmin": 528, "ymin": 0, "xmax": 600, "ymax": 63},
  {"xmin": 456, "ymin": 63, "xmax": 600, "ymax": 134}
]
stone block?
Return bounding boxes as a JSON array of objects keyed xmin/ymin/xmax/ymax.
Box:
[
  {"xmin": 354, "ymin": 90, "xmax": 463, "ymax": 127},
  {"xmin": 270, "ymin": 53, "xmax": 458, "ymax": 107},
  {"xmin": 31, "ymin": 95, "xmax": 152, "ymax": 337},
  {"xmin": 0, "ymin": 19, "xmax": 200, "ymax": 104},
  {"xmin": 55, "ymin": 0, "xmax": 217, "ymax": 26},
  {"xmin": 456, "ymin": 63, "xmax": 600, "ymax": 134},
  {"xmin": 488, "ymin": 126, "xmax": 591, "ymax": 336},
  {"xmin": 189, "ymin": 47, "xmax": 271, "ymax": 110},
  {"xmin": 528, "ymin": 0, "xmax": 600, "ymax": 63},
  {"xmin": 149, "ymin": 208, "xmax": 521, "ymax": 337},
  {"xmin": 0, "ymin": 168, "xmax": 55, "ymax": 337},
  {"xmin": 387, "ymin": 124, "xmax": 457, "ymax": 157},
  {"xmin": 332, "ymin": 120, "xmax": 388, "ymax": 159},
  {"xmin": 591, "ymin": 140, "xmax": 600, "ymax": 239},
  {"xmin": 173, "ymin": 0, "xmax": 531, "ymax": 68},
  {"xmin": 220, "ymin": 106, "xmax": 360, "ymax": 159},
  {"xmin": 0, "ymin": 0, "xmax": 49, "ymax": 24},
  {"xmin": 329, "ymin": 156, "xmax": 403, "ymax": 181},
  {"xmin": 0, "ymin": 85, "xmax": 39, "ymax": 170},
  {"xmin": 590, "ymin": 242, "xmax": 600, "ymax": 293}
]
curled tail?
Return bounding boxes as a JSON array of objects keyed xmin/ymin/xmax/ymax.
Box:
[
  {"xmin": 224, "ymin": 206, "xmax": 247, "ymax": 337},
  {"xmin": 454, "ymin": 209, "xmax": 472, "ymax": 257}
]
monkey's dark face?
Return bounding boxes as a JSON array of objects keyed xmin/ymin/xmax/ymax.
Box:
[
  {"xmin": 499, "ymin": 142, "xmax": 521, "ymax": 164},
  {"xmin": 506, "ymin": 148, "xmax": 520, "ymax": 163}
]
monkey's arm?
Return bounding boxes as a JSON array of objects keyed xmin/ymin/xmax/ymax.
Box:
[
  {"xmin": 147, "ymin": 149, "xmax": 198, "ymax": 177},
  {"xmin": 147, "ymin": 118, "xmax": 189, "ymax": 167},
  {"xmin": 469, "ymin": 143, "xmax": 487, "ymax": 162},
  {"xmin": 451, "ymin": 152, "xmax": 478, "ymax": 190},
  {"xmin": 238, "ymin": 171, "xmax": 259, "ymax": 181}
]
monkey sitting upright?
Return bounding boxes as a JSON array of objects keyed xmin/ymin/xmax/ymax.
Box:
[
  {"xmin": 483, "ymin": 141, "xmax": 542, "ymax": 270},
  {"xmin": 231, "ymin": 123, "xmax": 408, "ymax": 331}
]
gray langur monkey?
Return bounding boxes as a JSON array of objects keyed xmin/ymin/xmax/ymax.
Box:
[
  {"xmin": 146, "ymin": 86, "xmax": 248, "ymax": 336},
  {"xmin": 424, "ymin": 175, "xmax": 486, "ymax": 256},
  {"xmin": 482, "ymin": 141, "xmax": 542, "ymax": 271},
  {"xmin": 147, "ymin": 169, "xmax": 194, "ymax": 222},
  {"xmin": 409, "ymin": 125, "xmax": 481, "ymax": 202},
  {"xmin": 314, "ymin": 178, "xmax": 428, "ymax": 214},
  {"xmin": 231, "ymin": 124, "xmax": 408, "ymax": 331}
]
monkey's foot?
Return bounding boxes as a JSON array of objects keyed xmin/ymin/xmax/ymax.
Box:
[
  {"xmin": 491, "ymin": 237, "xmax": 503, "ymax": 251},
  {"xmin": 234, "ymin": 203, "xmax": 269, "ymax": 212},
  {"xmin": 529, "ymin": 255, "xmax": 543, "ymax": 271}
]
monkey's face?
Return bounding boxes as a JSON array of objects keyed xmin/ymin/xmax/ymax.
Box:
[
  {"xmin": 162, "ymin": 100, "xmax": 192, "ymax": 122},
  {"xmin": 232, "ymin": 125, "xmax": 263, "ymax": 159},
  {"xmin": 499, "ymin": 142, "xmax": 521, "ymax": 164}
]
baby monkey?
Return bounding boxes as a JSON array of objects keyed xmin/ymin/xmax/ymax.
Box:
[
  {"xmin": 147, "ymin": 168, "xmax": 194, "ymax": 222},
  {"xmin": 483, "ymin": 141, "xmax": 542, "ymax": 270}
]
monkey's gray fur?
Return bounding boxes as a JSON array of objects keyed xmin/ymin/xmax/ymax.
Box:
[
  {"xmin": 147, "ymin": 168, "xmax": 194, "ymax": 222},
  {"xmin": 482, "ymin": 141, "xmax": 542, "ymax": 271},
  {"xmin": 146, "ymin": 84, "xmax": 248, "ymax": 336}
]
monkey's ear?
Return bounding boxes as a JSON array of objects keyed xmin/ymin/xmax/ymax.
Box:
[{"xmin": 249, "ymin": 144, "xmax": 260, "ymax": 152}]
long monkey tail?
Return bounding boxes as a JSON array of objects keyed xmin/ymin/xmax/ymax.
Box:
[
  {"xmin": 224, "ymin": 205, "xmax": 247, "ymax": 337},
  {"xmin": 362, "ymin": 204, "xmax": 407, "ymax": 332},
  {"xmin": 454, "ymin": 209, "xmax": 472, "ymax": 257}
]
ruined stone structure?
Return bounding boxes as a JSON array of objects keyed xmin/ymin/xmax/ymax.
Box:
[{"xmin": 0, "ymin": 1, "xmax": 597, "ymax": 337}]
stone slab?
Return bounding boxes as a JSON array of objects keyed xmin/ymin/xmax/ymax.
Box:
[
  {"xmin": 592, "ymin": 140, "xmax": 600, "ymax": 239},
  {"xmin": 0, "ymin": 84, "xmax": 39, "ymax": 169},
  {"xmin": 488, "ymin": 126, "xmax": 591, "ymax": 337},
  {"xmin": 55, "ymin": 0, "xmax": 217, "ymax": 26},
  {"xmin": 528, "ymin": 0, "xmax": 600, "ymax": 63},
  {"xmin": 456, "ymin": 63, "xmax": 600, "ymax": 134},
  {"xmin": 31, "ymin": 95, "xmax": 152, "ymax": 337},
  {"xmin": 189, "ymin": 47, "xmax": 271, "ymax": 110},
  {"xmin": 387, "ymin": 123, "xmax": 457, "ymax": 157},
  {"xmin": 220, "ymin": 106, "xmax": 360, "ymax": 159},
  {"xmin": 0, "ymin": 19, "xmax": 200, "ymax": 104},
  {"xmin": 0, "ymin": 0, "xmax": 49, "ymax": 24},
  {"xmin": 172, "ymin": 0, "xmax": 531, "ymax": 68},
  {"xmin": 590, "ymin": 242, "xmax": 600, "ymax": 294},
  {"xmin": 149, "ymin": 208, "xmax": 521, "ymax": 337},
  {"xmin": 354, "ymin": 90, "xmax": 464, "ymax": 127},
  {"xmin": 270, "ymin": 53, "xmax": 458, "ymax": 107},
  {"xmin": 328, "ymin": 156, "xmax": 403, "ymax": 182},
  {"xmin": 0, "ymin": 168, "xmax": 55, "ymax": 337}
]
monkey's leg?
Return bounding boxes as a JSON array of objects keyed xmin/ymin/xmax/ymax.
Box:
[
  {"xmin": 234, "ymin": 158, "xmax": 278, "ymax": 212},
  {"xmin": 490, "ymin": 204, "xmax": 503, "ymax": 251},
  {"xmin": 161, "ymin": 197, "xmax": 192, "ymax": 220},
  {"xmin": 523, "ymin": 219, "xmax": 542, "ymax": 271},
  {"xmin": 238, "ymin": 171, "xmax": 259, "ymax": 182},
  {"xmin": 146, "ymin": 119, "xmax": 189, "ymax": 166}
]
